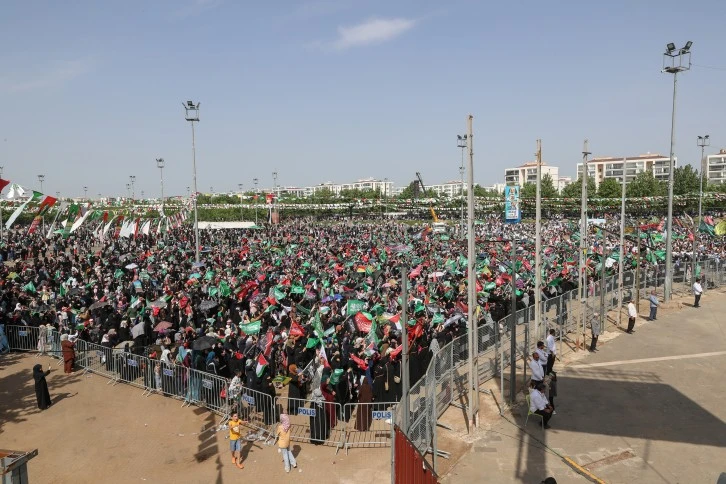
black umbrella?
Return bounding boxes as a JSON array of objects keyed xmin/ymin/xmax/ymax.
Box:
[
  {"xmin": 192, "ymin": 335, "xmax": 217, "ymax": 351},
  {"xmin": 89, "ymin": 300, "xmax": 111, "ymax": 311},
  {"xmin": 198, "ymin": 300, "xmax": 217, "ymax": 312}
]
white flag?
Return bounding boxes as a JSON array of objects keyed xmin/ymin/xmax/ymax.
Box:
[{"xmin": 6, "ymin": 184, "xmax": 25, "ymax": 199}]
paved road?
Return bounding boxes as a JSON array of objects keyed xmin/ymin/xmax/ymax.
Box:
[{"xmin": 445, "ymin": 292, "xmax": 726, "ymax": 484}]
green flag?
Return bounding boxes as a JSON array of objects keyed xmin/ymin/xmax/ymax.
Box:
[
  {"xmin": 346, "ymin": 300, "xmax": 365, "ymax": 315},
  {"xmin": 23, "ymin": 282, "xmax": 36, "ymax": 293},
  {"xmin": 240, "ymin": 321, "xmax": 261, "ymax": 334}
]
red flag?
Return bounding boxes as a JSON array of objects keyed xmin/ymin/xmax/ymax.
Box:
[
  {"xmin": 408, "ymin": 265, "xmax": 423, "ymax": 279},
  {"xmin": 290, "ymin": 321, "xmax": 305, "ymax": 337},
  {"xmin": 0, "ymin": 179, "xmax": 9, "ymax": 193},
  {"xmin": 390, "ymin": 345, "xmax": 402, "ymax": 358},
  {"xmin": 354, "ymin": 312, "xmax": 373, "ymax": 333},
  {"xmin": 264, "ymin": 329, "xmax": 274, "ymax": 357},
  {"xmin": 349, "ymin": 353, "xmax": 368, "ymax": 370}
]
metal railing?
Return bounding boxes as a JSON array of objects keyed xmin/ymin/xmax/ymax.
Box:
[{"xmin": 397, "ymin": 259, "xmax": 726, "ymax": 471}]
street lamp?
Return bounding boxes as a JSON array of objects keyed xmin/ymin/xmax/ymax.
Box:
[
  {"xmin": 253, "ymin": 177, "xmax": 259, "ymax": 225},
  {"xmin": 183, "ymin": 100, "xmax": 201, "ymax": 263},
  {"xmin": 662, "ymin": 40, "xmax": 692, "ymax": 301},
  {"xmin": 156, "ymin": 158, "xmax": 165, "ymax": 217},
  {"xmin": 126, "ymin": 183, "xmax": 131, "ymax": 199},
  {"xmin": 457, "ymin": 135, "xmax": 467, "ymax": 237},
  {"xmin": 129, "ymin": 175, "xmax": 136, "ymax": 200},
  {"xmin": 37, "ymin": 174, "xmax": 45, "ymax": 192},
  {"xmin": 693, "ymin": 134, "xmax": 710, "ymax": 281},
  {"xmin": 272, "ymin": 171, "xmax": 278, "ymax": 197},
  {"xmin": 84, "ymin": 186, "xmax": 88, "ymax": 199}
]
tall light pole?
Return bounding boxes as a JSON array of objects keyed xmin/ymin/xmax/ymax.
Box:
[
  {"xmin": 126, "ymin": 183, "xmax": 131, "ymax": 199},
  {"xmin": 579, "ymin": 140, "xmax": 590, "ymax": 349},
  {"xmin": 272, "ymin": 171, "xmax": 278, "ymax": 198},
  {"xmin": 129, "ymin": 175, "xmax": 136, "ymax": 200},
  {"xmin": 156, "ymin": 158, "xmax": 165, "ymax": 217},
  {"xmin": 253, "ymin": 177, "xmax": 259, "ymax": 225},
  {"xmin": 465, "ymin": 115, "xmax": 478, "ymax": 428},
  {"xmin": 694, "ymin": 134, "xmax": 709, "ymax": 281},
  {"xmin": 37, "ymin": 175, "xmax": 45, "ymax": 232},
  {"xmin": 183, "ymin": 100, "xmax": 201, "ymax": 263},
  {"xmin": 238, "ymin": 183, "xmax": 244, "ymax": 221},
  {"xmin": 187, "ymin": 186, "xmax": 190, "ymax": 197},
  {"xmin": 457, "ymin": 134, "xmax": 467, "ymax": 238},
  {"xmin": 83, "ymin": 186, "xmax": 88, "ymax": 199},
  {"xmin": 618, "ymin": 160, "xmax": 627, "ymax": 327},
  {"xmin": 662, "ymin": 41, "xmax": 692, "ymax": 301}
]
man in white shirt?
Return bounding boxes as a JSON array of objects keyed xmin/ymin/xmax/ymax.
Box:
[
  {"xmin": 545, "ymin": 330, "xmax": 557, "ymax": 375},
  {"xmin": 693, "ymin": 279, "xmax": 703, "ymax": 308},
  {"xmin": 529, "ymin": 383, "xmax": 553, "ymax": 428},
  {"xmin": 528, "ymin": 352, "xmax": 544, "ymax": 386},
  {"xmin": 535, "ymin": 341, "xmax": 548, "ymax": 375},
  {"xmin": 627, "ymin": 298, "xmax": 637, "ymax": 334}
]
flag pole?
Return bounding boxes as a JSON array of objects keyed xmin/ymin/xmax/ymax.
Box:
[{"xmin": 466, "ymin": 114, "xmax": 478, "ymax": 429}]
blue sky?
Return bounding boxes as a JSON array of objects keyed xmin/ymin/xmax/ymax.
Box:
[{"xmin": 1, "ymin": 0, "xmax": 725, "ymax": 198}]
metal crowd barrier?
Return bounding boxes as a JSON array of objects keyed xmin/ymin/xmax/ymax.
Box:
[
  {"xmin": 275, "ymin": 396, "xmax": 345, "ymax": 451},
  {"xmin": 235, "ymin": 386, "xmax": 276, "ymax": 443},
  {"xmin": 6, "ymin": 325, "xmax": 40, "ymax": 352},
  {"xmin": 342, "ymin": 402, "xmax": 397, "ymax": 453}
]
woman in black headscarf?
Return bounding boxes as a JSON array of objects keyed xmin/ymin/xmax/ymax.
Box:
[{"xmin": 33, "ymin": 364, "xmax": 52, "ymax": 410}]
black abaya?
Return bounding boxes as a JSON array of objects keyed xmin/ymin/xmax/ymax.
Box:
[{"xmin": 33, "ymin": 364, "xmax": 52, "ymax": 410}]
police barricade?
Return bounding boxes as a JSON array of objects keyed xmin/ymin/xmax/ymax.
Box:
[
  {"xmin": 184, "ymin": 368, "xmax": 229, "ymax": 420},
  {"xmin": 112, "ymin": 351, "xmax": 154, "ymax": 390},
  {"xmin": 275, "ymin": 396, "xmax": 345, "ymax": 451},
  {"xmin": 6, "ymin": 325, "xmax": 40, "ymax": 352},
  {"xmin": 234, "ymin": 386, "xmax": 276, "ymax": 443},
  {"xmin": 77, "ymin": 340, "xmax": 123, "ymax": 384},
  {"xmin": 145, "ymin": 360, "xmax": 189, "ymax": 400},
  {"xmin": 342, "ymin": 402, "xmax": 397, "ymax": 453}
]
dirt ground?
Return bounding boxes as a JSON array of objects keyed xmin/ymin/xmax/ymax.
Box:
[{"xmin": 0, "ymin": 353, "xmax": 389, "ymax": 484}]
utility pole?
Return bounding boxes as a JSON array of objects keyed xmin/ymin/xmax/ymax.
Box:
[
  {"xmin": 694, "ymin": 135, "xmax": 709, "ymax": 282},
  {"xmin": 599, "ymin": 228, "xmax": 606, "ymax": 327},
  {"xmin": 509, "ymin": 240, "xmax": 518, "ymax": 404},
  {"xmin": 129, "ymin": 175, "xmax": 136, "ymax": 200},
  {"xmin": 401, "ymin": 264, "xmax": 409, "ymax": 433},
  {"xmin": 457, "ymin": 134, "xmax": 467, "ymax": 238},
  {"xmin": 635, "ymin": 225, "xmax": 641, "ymax": 314},
  {"xmin": 465, "ymin": 115, "xmax": 478, "ymax": 428},
  {"xmin": 534, "ymin": 140, "xmax": 542, "ymax": 341},
  {"xmin": 618, "ymin": 160, "xmax": 626, "ymax": 326},
  {"xmin": 579, "ymin": 140, "xmax": 590, "ymax": 349}
]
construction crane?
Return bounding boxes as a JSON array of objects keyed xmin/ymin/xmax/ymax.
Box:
[{"xmin": 415, "ymin": 172, "xmax": 439, "ymax": 223}]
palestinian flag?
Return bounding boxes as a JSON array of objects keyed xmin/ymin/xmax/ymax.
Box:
[{"xmin": 256, "ymin": 353, "xmax": 268, "ymax": 377}]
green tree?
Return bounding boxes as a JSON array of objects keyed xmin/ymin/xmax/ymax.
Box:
[
  {"xmin": 597, "ymin": 178, "xmax": 622, "ymax": 198},
  {"xmin": 521, "ymin": 183, "xmax": 535, "ymax": 198},
  {"xmin": 541, "ymin": 173, "xmax": 558, "ymax": 198},
  {"xmin": 560, "ymin": 176, "xmax": 595, "ymax": 198},
  {"xmin": 313, "ymin": 187, "xmax": 335, "ymax": 201},
  {"xmin": 626, "ymin": 171, "xmax": 666, "ymax": 197},
  {"xmin": 399, "ymin": 180, "xmax": 420, "ymax": 199},
  {"xmin": 673, "ymin": 165, "xmax": 700, "ymax": 195}
]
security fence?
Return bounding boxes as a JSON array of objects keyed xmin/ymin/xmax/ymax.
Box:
[
  {"xmin": 274, "ymin": 396, "xmax": 346, "ymax": 450},
  {"xmin": 397, "ymin": 259, "xmax": 726, "ymax": 473},
  {"xmin": 342, "ymin": 402, "xmax": 397, "ymax": 453}
]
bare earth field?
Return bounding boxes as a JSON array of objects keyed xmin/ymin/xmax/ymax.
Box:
[{"xmin": 0, "ymin": 353, "xmax": 389, "ymax": 484}]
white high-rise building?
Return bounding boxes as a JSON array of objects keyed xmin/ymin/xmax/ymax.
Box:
[
  {"xmin": 706, "ymin": 149, "xmax": 726, "ymax": 185},
  {"xmin": 577, "ymin": 153, "xmax": 675, "ymax": 188}
]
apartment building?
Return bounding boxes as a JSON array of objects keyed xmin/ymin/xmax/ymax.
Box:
[{"xmin": 577, "ymin": 153, "xmax": 675, "ymax": 188}]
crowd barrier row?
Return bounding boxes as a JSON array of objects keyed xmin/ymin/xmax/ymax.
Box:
[
  {"xmin": 399, "ymin": 259, "xmax": 726, "ymax": 469},
  {"xmin": 4, "ymin": 324, "xmax": 398, "ymax": 453}
]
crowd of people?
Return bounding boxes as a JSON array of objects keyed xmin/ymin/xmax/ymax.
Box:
[{"xmin": 1, "ymin": 214, "xmax": 723, "ymax": 442}]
